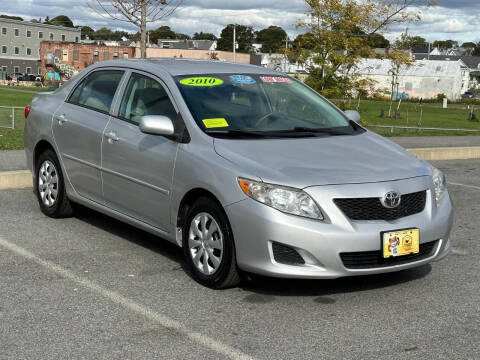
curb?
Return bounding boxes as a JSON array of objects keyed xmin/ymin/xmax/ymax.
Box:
[
  {"xmin": 408, "ymin": 146, "xmax": 480, "ymax": 161},
  {"xmin": 0, "ymin": 170, "xmax": 32, "ymax": 190},
  {"xmin": 0, "ymin": 146, "xmax": 479, "ymax": 190}
]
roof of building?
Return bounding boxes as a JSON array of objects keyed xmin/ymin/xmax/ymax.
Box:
[
  {"xmin": 157, "ymin": 39, "xmax": 215, "ymax": 50},
  {"xmin": 89, "ymin": 58, "xmax": 274, "ymax": 76},
  {"xmin": 411, "ymin": 46, "xmax": 430, "ymax": 54},
  {"xmin": 0, "ymin": 17, "xmax": 81, "ymax": 32},
  {"xmin": 413, "ymin": 55, "xmax": 480, "ymax": 69},
  {"xmin": 355, "ymin": 58, "xmax": 465, "ymax": 77}
]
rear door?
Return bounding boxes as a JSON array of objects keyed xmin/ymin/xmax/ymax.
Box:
[
  {"xmin": 101, "ymin": 71, "xmax": 180, "ymax": 231},
  {"xmin": 53, "ymin": 69, "xmax": 125, "ymax": 203}
]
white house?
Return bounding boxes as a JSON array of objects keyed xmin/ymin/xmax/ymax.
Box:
[{"xmin": 354, "ymin": 58, "xmax": 470, "ymax": 100}]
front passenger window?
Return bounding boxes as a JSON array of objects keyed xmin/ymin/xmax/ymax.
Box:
[
  {"xmin": 69, "ymin": 70, "xmax": 124, "ymax": 113},
  {"xmin": 119, "ymin": 73, "xmax": 177, "ymax": 124}
]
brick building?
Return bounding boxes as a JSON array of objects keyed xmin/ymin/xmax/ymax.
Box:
[{"xmin": 40, "ymin": 41, "xmax": 135, "ymax": 78}]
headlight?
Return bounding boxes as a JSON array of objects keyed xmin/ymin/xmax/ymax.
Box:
[
  {"xmin": 237, "ymin": 178, "xmax": 324, "ymax": 220},
  {"xmin": 432, "ymin": 167, "xmax": 446, "ymax": 204}
]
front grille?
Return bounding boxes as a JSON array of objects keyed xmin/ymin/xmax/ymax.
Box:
[
  {"xmin": 340, "ymin": 240, "xmax": 438, "ymax": 269},
  {"xmin": 334, "ymin": 190, "xmax": 427, "ymax": 221},
  {"xmin": 272, "ymin": 242, "xmax": 305, "ymax": 265}
]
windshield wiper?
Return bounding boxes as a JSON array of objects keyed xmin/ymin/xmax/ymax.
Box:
[
  {"xmin": 292, "ymin": 126, "xmax": 353, "ymax": 135},
  {"xmin": 205, "ymin": 129, "xmax": 317, "ymax": 138}
]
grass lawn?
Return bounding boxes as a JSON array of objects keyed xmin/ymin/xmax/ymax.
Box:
[
  {"xmin": 0, "ymin": 89, "xmax": 38, "ymax": 150},
  {"xmin": 0, "ymin": 84, "xmax": 52, "ymax": 92},
  {"xmin": 338, "ymin": 99, "xmax": 480, "ymax": 137},
  {"xmin": 0, "ymin": 90, "xmax": 479, "ymax": 150}
]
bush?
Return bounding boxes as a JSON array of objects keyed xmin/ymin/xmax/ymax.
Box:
[{"xmin": 436, "ymin": 93, "xmax": 447, "ymax": 102}]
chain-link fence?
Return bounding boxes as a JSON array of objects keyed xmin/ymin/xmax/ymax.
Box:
[{"xmin": 0, "ymin": 106, "xmax": 24, "ymax": 129}]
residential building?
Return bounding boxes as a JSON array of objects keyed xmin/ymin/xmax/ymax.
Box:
[
  {"xmin": 157, "ymin": 39, "xmax": 217, "ymax": 51},
  {"xmin": 413, "ymin": 55, "xmax": 480, "ymax": 90},
  {"xmin": 0, "ymin": 18, "xmax": 80, "ymax": 75},
  {"xmin": 355, "ymin": 58, "xmax": 470, "ymax": 101},
  {"xmin": 40, "ymin": 41, "xmax": 136, "ymax": 79}
]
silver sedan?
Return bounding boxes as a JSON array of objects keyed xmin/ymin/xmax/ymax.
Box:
[{"xmin": 24, "ymin": 59, "xmax": 453, "ymax": 288}]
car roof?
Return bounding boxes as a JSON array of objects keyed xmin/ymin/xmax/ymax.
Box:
[{"xmin": 91, "ymin": 58, "xmax": 280, "ymax": 76}]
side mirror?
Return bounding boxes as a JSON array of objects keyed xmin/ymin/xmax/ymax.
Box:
[
  {"xmin": 344, "ymin": 110, "xmax": 361, "ymax": 123},
  {"xmin": 139, "ymin": 115, "xmax": 174, "ymax": 136}
]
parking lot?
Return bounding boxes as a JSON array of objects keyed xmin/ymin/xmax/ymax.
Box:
[{"xmin": 0, "ymin": 159, "xmax": 478, "ymax": 360}]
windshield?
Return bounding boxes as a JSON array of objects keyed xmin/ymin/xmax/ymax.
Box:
[{"xmin": 175, "ymin": 73, "xmax": 360, "ymax": 138}]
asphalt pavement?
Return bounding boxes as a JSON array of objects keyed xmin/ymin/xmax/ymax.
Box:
[{"xmin": 0, "ymin": 160, "xmax": 479, "ymax": 359}]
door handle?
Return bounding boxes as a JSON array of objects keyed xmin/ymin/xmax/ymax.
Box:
[
  {"xmin": 55, "ymin": 114, "xmax": 68, "ymax": 125},
  {"xmin": 105, "ymin": 131, "xmax": 119, "ymax": 143}
]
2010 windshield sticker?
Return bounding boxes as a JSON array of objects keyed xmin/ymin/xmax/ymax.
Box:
[
  {"xmin": 180, "ymin": 77, "xmax": 224, "ymax": 86},
  {"xmin": 202, "ymin": 118, "xmax": 229, "ymax": 128},
  {"xmin": 230, "ymin": 75, "xmax": 255, "ymax": 84},
  {"xmin": 260, "ymin": 76, "xmax": 292, "ymax": 83}
]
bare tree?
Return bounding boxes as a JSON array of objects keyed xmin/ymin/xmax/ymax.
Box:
[{"xmin": 90, "ymin": 0, "xmax": 184, "ymax": 58}]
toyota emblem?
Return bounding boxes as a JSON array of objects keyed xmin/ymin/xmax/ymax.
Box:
[{"xmin": 381, "ymin": 191, "xmax": 401, "ymax": 208}]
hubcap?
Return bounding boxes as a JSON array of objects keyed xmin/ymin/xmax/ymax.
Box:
[
  {"xmin": 188, "ymin": 212, "xmax": 224, "ymax": 275},
  {"xmin": 38, "ymin": 160, "xmax": 58, "ymax": 207}
]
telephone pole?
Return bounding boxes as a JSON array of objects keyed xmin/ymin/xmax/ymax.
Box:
[{"xmin": 233, "ymin": 24, "xmax": 236, "ymax": 63}]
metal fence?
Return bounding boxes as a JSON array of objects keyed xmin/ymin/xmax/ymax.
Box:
[
  {"xmin": 367, "ymin": 124, "xmax": 480, "ymax": 133},
  {"xmin": 0, "ymin": 106, "xmax": 24, "ymax": 129}
]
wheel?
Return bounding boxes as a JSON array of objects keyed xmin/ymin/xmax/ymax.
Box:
[
  {"xmin": 183, "ymin": 197, "xmax": 240, "ymax": 289},
  {"xmin": 34, "ymin": 149, "xmax": 74, "ymax": 218}
]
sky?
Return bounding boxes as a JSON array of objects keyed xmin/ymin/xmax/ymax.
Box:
[{"xmin": 2, "ymin": 0, "xmax": 479, "ymax": 44}]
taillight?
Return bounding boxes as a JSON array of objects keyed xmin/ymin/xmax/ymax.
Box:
[{"xmin": 25, "ymin": 105, "xmax": 31, "ymax": 118}]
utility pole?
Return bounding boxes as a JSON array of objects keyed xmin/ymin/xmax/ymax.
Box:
[
  {"xmin": 284, "ymin": 36, "xmax": 289, "ymax": 72},
  {"xmin": 233, "ymin": 24, "xmax": 236, "ymax": 63}
]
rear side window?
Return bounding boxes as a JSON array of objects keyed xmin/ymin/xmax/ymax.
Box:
[
  {"xmin": 118, "ymin": 72, "xmax": 177, "ymax": 124},
  {"xmin": 68, "ymin": 70, "xmax": 124, "ymax": 113}
]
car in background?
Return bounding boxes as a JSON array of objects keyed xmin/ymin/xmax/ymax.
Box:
[
  {"xmin": 462, "ymin": 91, "xmax": 474, "ymax": 99},
  {"xmin": 23, "ymin": 59, "xmax": 453, "ymax": 289},
  {"xmin": 10, "ymin": 72, "xmax": 25, "ymax": 81},
  {"xmin": 24, "ymin": 74, "xmax": 42, "ymax": 82}
]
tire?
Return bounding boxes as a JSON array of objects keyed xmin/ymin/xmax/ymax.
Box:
[
  {"xmin": 34, "ymin": 149, "xmax": 74, "ymax": 218},
  {"xmin": 183, "ymin": 197, "xmax": 240, "ymax": 289}
]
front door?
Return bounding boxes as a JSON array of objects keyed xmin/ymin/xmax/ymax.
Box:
[
  {"xmin": 101, "ymin": 72, "xmax": 179, "ymax": 231},
  {"xmin": 52, "ymin": 69, "xmax": 124, "ymax": 203}
]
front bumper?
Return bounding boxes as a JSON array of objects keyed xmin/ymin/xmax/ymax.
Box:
[{"xmin": 225, "ymin": 176, "xmax": 453, "ymax": 278}]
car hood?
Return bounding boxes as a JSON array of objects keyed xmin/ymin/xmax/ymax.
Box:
[{"xmin": 213, "ymin": 131, "xmax": 430, "ymax": 188}]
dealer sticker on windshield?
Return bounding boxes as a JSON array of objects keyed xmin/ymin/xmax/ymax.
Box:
[
  {"xmin": 180, "ymin": 77, "xmax": 224, "ymax": 86},
  {"xmin": 230, "ymin": 75, "xmax": 255, "ymax": 84},
  {"xmin": 202, "ymin": 118, "xmax": 229, "ymax": 128},
  {"xmin": 260, "ymin": 76, "xmax": 292, "ymax": 83}
]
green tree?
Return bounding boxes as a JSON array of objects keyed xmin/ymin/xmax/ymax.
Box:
[
  {"xmin": 217, "ymin": 24, "xmax": 255, "ymax": 53},
  {"xmin": 44, "ymin": 16, "xmax": 50, "ymax": 23},
  {"xmin": 256, "ymin": 26, "xmax": 287, "ymax": 53},
  {"xmin": 462, "ymin": 42, "xmax": 476, "ymax": 48},
  {"xmin": 473, "ymin": 43, "xmax": 480, "ymax": 56},
  {"xmin": 81, "ymin": 26, "xmax": 95, "ymax": 40},
  {"xmin": 0, "ymin": 14, "xmax": 23, "ymax": 21},
  {"xmin": 49, "ymin": 15, "xmax": 74, "ymax": 27},
  {"xmin": 395, "ymin": 33, "xmax": 428, "ymax": 49},
  {"xmin": 193, "ymin": 32, "xmax": 217, "ymax": 41},
  {"xmin": 296, "ymin": 0, "xmax": 437, "ymax": 98},
  {"xmin": 433, "ymin": 39, "xmax": 458, "ymax": 49}
]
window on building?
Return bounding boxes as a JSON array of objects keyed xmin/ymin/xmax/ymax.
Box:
[
  {"xmin": 26, "ymin": 48, "xmax": 32, "ymax": 56},
  {"xmin": 38, "ymin": 31, "xmax": 43, "ymax": 39},
  {"xmin": 93, "ymin": 50, "xmax": 99, "ymax": 62},
  {"xmin": 26, "ymin": 30, "xmax": 32, "ymax": 38},
  {"xmin": 1, "ymin": 66, "xmax": 7, "ymax": 73},
  {"xmin": 54, "ymin": 49, "xmax": 61, "ymax": 58},
  {"xmin": 14, "ymin": 29, "xmax": 19, "ymax": 37},
  {"xmin": 1, "ymin": 27, "xmax": 7, "ymax": 35},
  {"xmin": 26, "ymin": 67, "xmax": 32, "ymax": 74},
  {"xmin": 113, "ymin": 52, "xmax": 118, "ymax": 59},
  {"xmin": 49, "ymin": 33, "xmax": 54, "ymax": 40},
  {"xmin": 73, "ymin": 50, "xmax": 79, "ymax": 61},
  {"xmin": 123, "ymin": 52, "xmax": 129, "ymax": 59},
  {"xmin": 1, "ymin": 46, "xmax": 6, "ymax": 54},
  {"xmin": 75, "ymin": 36, "xmax": 79, "ymax": 43},
  {"xmin": 61, "ymin": 34, "xmax": 66, "ymax": 42},
  {"xmin": 14, "ymin": 66, "xmax": 19, "ymax": 73},
  {"xmin": 14, "ymin": 47, "xmax": 19, "ymax": 55}
]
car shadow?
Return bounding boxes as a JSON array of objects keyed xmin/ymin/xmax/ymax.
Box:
[{"xmin": 72, "ymin": 203, "xmax": 432, "ymax": 296}]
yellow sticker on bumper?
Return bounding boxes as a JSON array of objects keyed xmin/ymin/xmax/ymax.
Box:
[
  {"xmin": 202, "ymin": 118, "xmax": 229, "ymax": 128},
  {"xmin": 180, "ymin": 77, "xmax": 224, "ymax": 86}
]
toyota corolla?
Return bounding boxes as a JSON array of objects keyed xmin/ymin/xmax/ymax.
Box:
[{"xmin": 24, "ymin": 59, "xmax": 453, "ymax": 288}]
